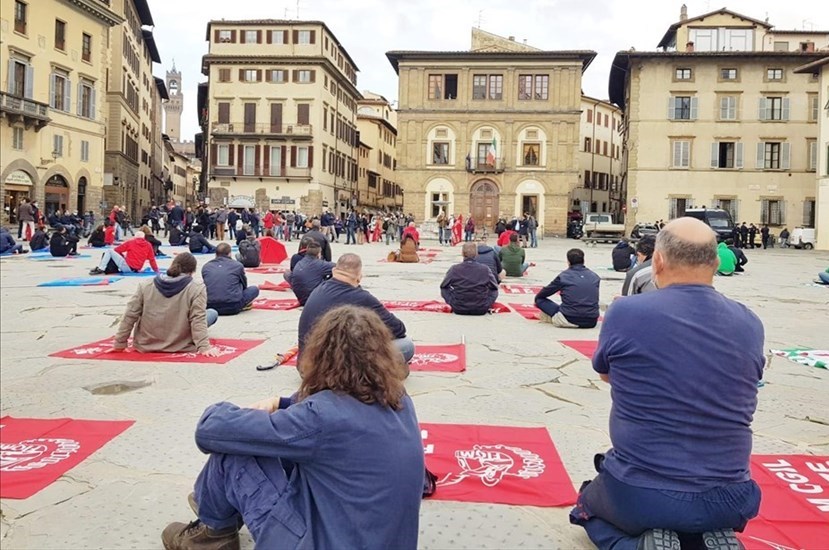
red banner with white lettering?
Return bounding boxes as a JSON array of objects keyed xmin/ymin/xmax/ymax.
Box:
[
  {"xmin": 410, "ymin": 344, "xmax": 466, "ymax": 372},
  {"xmin": 1, "ymin": 416, "xmax": 134, "ymax": 499},
  {"xmin": 421, "ymin": 423, "xmax": 577, "ymax": 507},
  {"xmin": 739, "ymin": 455, "xmax": 829, "ymax": 550}
]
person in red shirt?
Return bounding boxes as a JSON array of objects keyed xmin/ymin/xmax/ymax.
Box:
[
  {"xmin": 401, "ymin": 222, "xmax": 420, "ymax": 246},
  {"xmin": 497, "ymin": 228, "xmax": 516, "ymax": 248},
  {"xmin": 263, "ymin": 211, "xmax": 275, "ymax": 233},
  {"xmin": 104, "ymin": 221, "xmax": 116, "ymax": 245},
  {"xmin": 90, "ymin": 232, "xmax": 159, "ymax": 275}
]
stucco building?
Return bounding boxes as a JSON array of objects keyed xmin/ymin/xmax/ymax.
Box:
[
  {"xmin": 609, "ymin": 6, "xmax": 826, "ymax": 232},
  {"xmin": 200, "ymin": 19, "xmax": 360, "ymax": 215},
  {"xmin": 387, "ymin": 29, "xmax": 595, "ymax": 234},
  {"xmin": 355, "ymin": 91, "xmax": 400, "ymax": 210},
  {"xmin": 1, "ymin": 0, "xmax": 122, "ymax": 224},
  {"xmin": 574, "ymin": 96, "xmax": 624, "ymax": 219}
]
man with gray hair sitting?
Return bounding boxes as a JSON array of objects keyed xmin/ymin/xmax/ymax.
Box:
[
  {"xmin": 440, "ymin": 243, "xmax": 499, "ymax": 315},
  {"xmin": 301, "ymin": 218, "xmax": 332, "ymax": 262},
  {"xmin": 570, "ymin": 217, "xmax": 764, "ymax": 550}
]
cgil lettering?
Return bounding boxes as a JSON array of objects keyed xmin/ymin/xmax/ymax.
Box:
[{"xmin": 762, "ymin": 458, "xmax": 829, "ymax": 512}]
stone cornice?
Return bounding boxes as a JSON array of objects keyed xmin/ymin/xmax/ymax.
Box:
[{"xmin": 62, "ymin": 0, "xmax": 125, "ymax": 27}]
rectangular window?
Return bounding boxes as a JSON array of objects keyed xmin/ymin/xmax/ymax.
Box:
[
  {"xmin": 584, "ymin": 137, "xmax": 591, "ymax": 151},
  {"xmin": 669, "ymin": 96, "xmax": 696, "ymax": 120},
  {"xmin": 671, "ymin": 140, "xmax": 691, "ymax": 168},
  {"xmin": 534, "ymin": 75, "xmax": 548, "ymax": 100},
  {"xmin": 297, "ymin": 30, "xmax": 312, "ymax": 44},
  {"xmin": 218, "ymin": 68, "xmax": 231, "ymax": 82},
  {"xmin": 488, "ymin": 75, "xmax": 503, "ymax": 100},
  {"xmin": 767, "ymin": 68, "xmax": 784, "ymax": 81},
  {"xmin": 761, "ymin": 97, "xmax": 788, "ymax": 121},
  {"xmin": 711, "ymin": 141, "xmax": 743, "ymax": 169},
  {"xmin": 523, "ymin": 143, "xmax": 540, "ymax": 166},
  {"xmin": 14, "ymin": 1, "xmax": 27, "ymax": 34},
  {"xmin": 55, "ymin": 19, "xmax": 66, "ymax": 50},
  {"xmin": 432, "ymin": 142, "xmax": 449, "ymax": 164},
  {"xmin": 758, "ymin": 142, "xmax": 791, "ymax": 170},
  {"xmin": 297, "ymin": 70, "xmax": 313, "ymax": 83},
  {"xmin": 808, "ymin": 95, "xmax": 819, "ymax": 122},
  {"xmin": 297, "ymin": 103, "xmax": 310, "ymax": 125},
  {"xmin": 218, "ymin": 30, "xmax": 232, "ymax": 42},
  {"xmin": 12, "ymin": 127, "xmax": 23, "ymax": 150},
  {"xmin": 427, "ymin": 74, "xmax": 457, "ymax": 100},
  {"xmin": 53, "ymin": 134, "xmax": 64, "ymax": 156},
  {"xmin": 518, "ymin": 74, "xmax": 533, "ymax": 100},
  {"xmin": 675, "ymin": 68, "xmax": 692, "ymax": 80},
  {"xmin": 669, "ymin": 197, "xmax": 689, "ymax": 219},
  {"xmin": 82, "ymin": 33, "xmax": 92, "ymax": 62},
  {"xmin": 269, "ymin": 146, "xmax": 282, "ymax": 175},
  {"xmin": 296, "ymin": 146, "xmax": 309, "ymax": 168},
  {"xmin": 217, "ymin": 144, "xmax": 230, "ymax": 166},
  {"xmin": 760, "ymin": 199, "xmax": 784, "ymax": 225},
  {"xmin": 472, "ymin": 75, "xmax": 487, "ymax": 100},
  {"xmin": 80, "ymin": 140, "xmax": 89, "ymax": 162},
  {"xmin": 720, "ymin": 68, "xmax": 737, "ymax": 80},
  {"xmin": 773, "ymin": 41, "xmax": 789, "ymax": 51},
  {"xmin": 719, "ymin": 96, "xmax": 737, "ymax": 120},
  {"xmin": 217, "ymin": 102, "xmax": 230, "ymax": 124},
  {"xmin": 50, "ymin": 72, "xmax": 70, "ymax": 111},
  {"xmin": 78, "ymin": 81, "xmax": 95, "ymax": 118},
  {"xmin": 714, "ymin": 198, "xmax": 738, "ymax": 221},
  {"xmin": 244, "ymin": 30, "xmax": 258, "ymax": 44},
  {"xmin": 586, "ymin": 109, "xmax": 593, "ymax": 123},
  {"xmin": 268, "ymin": 69, "xmax": 287, "ymax": 82},
  {"xmin": 808, "ymin": 140, "xmax": 817, "ymax": 172},
  {"xmin": 689, "ymin": 28, "xmax": 716, "ymax": 51},
  {"xmin": 242, "ymin": 69, "xmax": 258, "ymax": 82},
  {"xmin": 244, "ymin": 102, "xmax": 256, "ymax": 132},
  {"xmin": 243, "ymin": 145, "xmax": 256, "ymax": 175},
  {"xmin": 803, "ymin": 200, "xmax": 816, "ymax": 227},
  {"xmin": 270, "ymin": 30, "xmax": 285, "ymax": 44}
]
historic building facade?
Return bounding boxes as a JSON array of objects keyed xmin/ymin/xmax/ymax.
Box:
[
  {"xmin": 574, "ymin": 96, "xmax": 624, "ymax": 219},
  {"xmin": 355, "ymin": 91, "xmax": 400, "ymax": 210}
]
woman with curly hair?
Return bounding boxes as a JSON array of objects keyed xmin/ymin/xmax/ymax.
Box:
[{"xmin": 162, "ymin": 305, "xmax": 424, "ymax": 550}]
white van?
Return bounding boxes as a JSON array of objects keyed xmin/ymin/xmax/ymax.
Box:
[{"xmin": 788, "ymin": 227, "xmax": 816, "ymax": 250}]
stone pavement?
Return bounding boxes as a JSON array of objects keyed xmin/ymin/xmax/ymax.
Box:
[{"xmin": 1, "ymin": 235, "xmax": 827, "ymax": 549}]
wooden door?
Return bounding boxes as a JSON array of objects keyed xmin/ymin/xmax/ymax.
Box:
[
  {"xmin": 470, "ymin": 180, "xmax": 499, "ymax": 231},
  {"xmin": 244, "ymin": 103, "xmax": 256, "ymax": 133}
]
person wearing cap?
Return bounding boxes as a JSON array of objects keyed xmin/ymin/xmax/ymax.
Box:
[{"xmin": 49, "ymin": 224, "xmax": 80, "ymax": 257}]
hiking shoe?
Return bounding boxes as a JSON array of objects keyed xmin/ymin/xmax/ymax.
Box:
[
  {"xmin": 161, "ymin": 519, "xmax": 240, "ymax": 550},
  {"xmin": 637, "ymin": 529, "xmax": 680, "ymax": 550},
  {"xmin": 89, "ymin": 267, "xmax": 105, "ymax": 275},
  {"xmin": 701, "ymin": 529, "xmax": 744, "ymax": 550}
]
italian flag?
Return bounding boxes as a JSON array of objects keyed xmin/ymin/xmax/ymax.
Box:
[{"xmin": 487, "ymin": 137, "xmax": 497, "ymax": 165}]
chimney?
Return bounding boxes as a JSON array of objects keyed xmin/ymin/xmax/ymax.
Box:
[
  {"xmin": 680, "ymin": 4, "xmax": 688, "ymax": 21},
  {"xmin": 508, "ymin": 35, "xmax": 515, "ymax": 41},
  {"xmin": 803, "ymin": 41, "xmax": 815, "ymax": 52},
  {"xmin": 686, "ymin": 41, "xmax": 695, "ymax": 52}
]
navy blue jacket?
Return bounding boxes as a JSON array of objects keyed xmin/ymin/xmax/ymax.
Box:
[
  {"xmin": 475, "ymin": 245, "xmax": 503, "ymax": 279},
  {"xmin": 202, "ymin": 255, "xmax": 248, "ymax": 307},
  {"xmin": 440, "ymin": 258, "xmax": 499, "ymax": 315},
  {"xmin": 286, "ymin": 256, "xmax": 335, "ymax": 305},
  {"xmin": 535, "ymin": 264, "xmax": 600, "ymax": 324},
  {"xmin": 195, "ymin": 391, "xmax": 423, "ymax": 549},
  {"xmin": 299, "ymin": 279, "xmax": 406, "ymax": 350},
  {"xmin": 301, "ymin": 230, "xmax": 332, "ymax": 262}
]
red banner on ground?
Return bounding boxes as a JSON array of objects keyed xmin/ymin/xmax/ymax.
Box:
[
  {"xmin": 561, "ymin": 340, "xmax": 598, "ymax": 360},
  {"xmin": 49, "ymin": 338, "xmax": 264, "ymax": 364},
  {"xmin": 0, "ymin": 416, "xmax": 134, "ymax": 499},
  {"xmin": 410, "ymin": 344, "xmax": 466, "ymax": 372},
  {"xmin": 501, "ymin": 284, "xmax": 543, "ymax": 295},
  {"xmin": 420, "ymin": 423, "xmax": 577, "ymax": 507},
  {"xmin": 509, "ymin": 303, "xmax": 541, "ymax": 320},
  {"xmin": 260, "ymin": 280, "xmax": 291, "ymax": 292},
  {"xmin": 739, "ymin": 455, "xmax": 829, "ymax": 550},
  {"xmin": 251, "ymin": 298, "xmax": 300, "ymax": 311},
  {"xmin": 246, "ymin": 266, "xmax": 288, "ymax": 274},
  {"xmin": 382, "ymin": 300, "xmax": 451, "ymax": 313}
]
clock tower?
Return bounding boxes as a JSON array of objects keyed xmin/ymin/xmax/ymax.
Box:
[{"xmin": 164, "ymin": 62, "xmax": 182, "ymax": 142}]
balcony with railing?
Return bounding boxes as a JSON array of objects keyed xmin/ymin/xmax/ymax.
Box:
[
  {"xmin": 465, "ymin": 157, "xmax": 505, "ymax": 174},
  {"xmin": 212, "ymin": 165, "xmax": 312, "ymax": 179},
  {"xmin": 0, "ymin": 92, "xmax": 51, "ymax": 131},
  {"xmin": 211, "ymin": 122, "xmax": 312, "ymax": 138}
]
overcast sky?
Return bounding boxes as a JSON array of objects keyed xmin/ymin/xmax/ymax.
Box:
[{"xmin": 146, "ymin": 0, "xmax": 829, "ymax": 140}]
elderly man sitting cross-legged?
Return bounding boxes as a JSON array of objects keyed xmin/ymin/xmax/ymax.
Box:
[
  {"xmin": 440, "ymin": 242, "xmax": 499, "ymax": 315},
  {"xmin": 569, "ymin": 217, "xmax": 764, "ymax": 550}
]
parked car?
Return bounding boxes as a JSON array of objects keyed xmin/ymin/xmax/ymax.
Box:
[
  {"xmin": 683, "ymin": 208, "xmax": 735, "ymax": 242},
  {"xmin": 631, "ymin": 223, "xmax": 659, "ymax": 239},
  {"xmin": 788, "ymin": 227, "xmax": 816, "ymax": 250},
  {"xmin": 583, "ymin": 213, "xmax": 625, "ymax": 241}
]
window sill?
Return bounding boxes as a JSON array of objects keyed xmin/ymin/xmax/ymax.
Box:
[
  {"xmin": 669, "ymin": 167, "xmax": 691, "ymax": 170},
  {"xmin": 669, "ymin": 118, "xmax": 695, "ymax": 122}
]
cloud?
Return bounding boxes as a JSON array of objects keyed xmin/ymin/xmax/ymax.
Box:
[{"xmin": 146, "ymin": 0, "xmax": 829, "ymax": 139}]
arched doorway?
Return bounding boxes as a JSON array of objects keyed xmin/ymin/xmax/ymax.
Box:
[
  {"xmin": 77, "ymin": 177, "xmax": 87, "ymax": 214},
  {"xmin": 45, "ymin": 175, "xmax": 69, "ymax": 216},
  {"xmin": 470, "ymin": 179, "xmax": 499, "ymax": 231}
]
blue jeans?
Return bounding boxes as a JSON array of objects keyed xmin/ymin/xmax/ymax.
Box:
[
  {"xmin": 535, "ymin": 298, "xmax": 561, "ymax": 318},
  {"xmin": 206, "ymin": 309, "xmax": 219, "ymax": 327},
  {"xmin": 393, "ymin": 336, "xmax": 415, "ymax": 363},
  {"xmin": 346, "ymin": 227, "xmax": 356, "ymax": 244},
  {"xmin": 570, "ymin": 457, "xmax": 761, "ymax": 550},
  {"xmin": 530, "ymin": 229, "xmax": 537, "ymax": 247},
  {"xmin": 210, "ymin": 286, "xmax": 260, "ymax": 315},
  {"xmin": 819, "ymin": 271, "xmax": 829, "ymax": 284}
]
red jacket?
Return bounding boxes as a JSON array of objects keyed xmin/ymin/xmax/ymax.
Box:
[
  {"xmin": 263, "ymin": 211, "xmax": 275, "ymax": 229},
  {"xmin": 104, "ymin": 226, "xmax": 115, "ymax": 245},
  {"xmin": 497, "ymin": 230, "xmax": 516, "ymax": 247},
  {"xmin": 115, "ymin": 238, "xmax": 159, "ymax": 272},
  {"xmin": 402, "ymin": 227, "xmax": 420, "ymax": 245}
]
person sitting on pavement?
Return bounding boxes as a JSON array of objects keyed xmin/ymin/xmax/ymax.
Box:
[
  {"xmin": 90, "ymin": 232, "xmax": 159, "ymax": 275},
  {"xmin": 394, "ymin": 231, "xmax": 420, "ymax": 263},
  {"xmin": 726, "ymin": 238, "xmax": 748, "ymax": 273},
  {"xmin": 289, "ymin": 236, "xmax": 314, "ymax": 270},
  {"xmin": 495, "ymin": 227, "xmax": 516, "ymax": 251},
  {"xmin": 401, "ymin": 221, "xmax": 420, "ymax": 247},
  {"xmin": 284, "ymin": 240, "xmax": 334, "ymax": 306},
  {"xmin": 817, "ymin": 267, "xmax": 829, "ymax": 285},
  {"xmin": 169, "ymin": 224, "xmax": 188, "ymax": 247},
  {"xmin": 202, "ymin": 243, "xmax": 260, "ymax": 315},
  {"xmin": 475, "ymin": 235, "xmax": 505, "ymax": 282},
  {"xmin": 500, "ymin": 233, "xmax": 529, "ymax": 277},
  {"xmin": 440, "ymin": 243, "xmax": 499, "ymax": 315},
  {"xmin": 49, "ymin": 224, "xmax": 80, "ymax": 257},
  {"xmin": 534, "ymin": 248, "xmax": 600, "ymax": 328},
  {"xmin": 302, "ymin": 219, "xmax": 332, "ymax": 261},
  {"xmin": 140, "ymin": 225, "xmax": 166, "ymax": 257},
  {"xmin": 234, "ymin": 223, "xmax": 250, "ymax": 247},
  {"xmin": 570, "ymin": 217, "xmax": 764, "ymax": 550},
  {"xmin": 612, "ymin": 238, "xmax": 636, "ymax": 272},
  {"xmin": 189, "ymin": 226, "xmax": 216, "ymax": 254},
  {"xmin": 111, "ymin": 252, "xmax": 220, "ymax": 355},
  {"xmin": 235, "ymin": 232, "xmax": 261, "ymax": 268},
  {"xmin": 28, "ymin": 227, "xmax": 48, "ymax": 252},
  {"xmin": 620, "ymin": 235, "xmax": 656, "ymax": 296},
  {"xmin": 299, "ymin": 253, "xmax": 415, "ymax": 364},
  {"xmin": 0, "ymin": 226, "xmax": 27, "ymax": 255},
  {"xmin": 161, "ymin": 305, "xmax": 423, "ymax": 550},
  {"xmin": 717, "ymin": 241, "xmax": 737, "ymax": 276},
  {"xmin": 88, "ymin": 224, "xmax": 108, "ymax": 248}
]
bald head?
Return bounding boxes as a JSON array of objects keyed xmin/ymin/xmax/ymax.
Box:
[
  {"xmin": 332, "ymin": 253, "xmax": 363, "ymax": 286},
  {"xmin": 653, "ymin": 217, "xmax": 718, "ymax": 287}
]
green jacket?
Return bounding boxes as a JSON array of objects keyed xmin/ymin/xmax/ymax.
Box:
[
  {"xmin": 717, "ymin": 242, "xmax": 737, "ymax": 274},
  {"xmin": 500, "ymin": 244, "xmax": 526, "ymax": 277}
]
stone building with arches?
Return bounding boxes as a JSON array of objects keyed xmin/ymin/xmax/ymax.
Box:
[{"xmin": 387, "ymin": 29, "xmax": 595, "ymax": 235}]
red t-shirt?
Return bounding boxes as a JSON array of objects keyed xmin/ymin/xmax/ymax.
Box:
[
  {"xmin": 402, "ymin": 227, "xmax": 420, "ymax": 244},
  {"xmin": 104, "ymin": 226, "xmax": 115, "ymax": 245},
  {"xmin": 498, "ymin": 230, "xmax": 516, "ymax": 247}
]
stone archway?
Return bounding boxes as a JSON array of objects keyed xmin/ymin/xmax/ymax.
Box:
[
  {"xmin": 469, "ymin": 179, "xmax": 500, "ymax": 231},
  {"xmin": 44, "ymin": 174, "xmax": 70, "ymax": 216}
]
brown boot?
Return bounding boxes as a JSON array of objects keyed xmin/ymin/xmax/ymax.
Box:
[{"xmin": 161, "ymin": 520, "xmax": 240, "ymax": 550}]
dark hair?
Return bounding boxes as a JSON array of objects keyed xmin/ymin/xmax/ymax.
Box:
[
  {"xmin": 567, "ymin": 248, "xmax": 585, "ymax": 265},
  {"xmin": 509, "ymin": 233, "xmax": 519, "ymax": 243},
  {"xmin": 305, "ymin": 240, "xmax": 321, "ymax": 258},
  {"xmin": 215, "ymin": 242, "xmax": 232, "ymax": 257},
  {"xmin": 298, "ymin": 306, "xmax": 406, "ymax": 409},
  {"xmin": 167, "ymin": 252, "xmax": 197, "ymax": 277},
  {"xmin": 635, "ymin": 235, "xmax": 656, "ymax": 259},
  {"xmin": 725, "ymin": 238, "xmax": 735, "ymax": 246},
  {"xmin": 298, "ymin": 236, "xmax": 315, "ymax": 252}
]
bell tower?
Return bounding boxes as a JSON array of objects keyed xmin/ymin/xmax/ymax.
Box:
[{"xmin": 164, "ymin": 61, "xmax": 182, "ymax": 142}]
